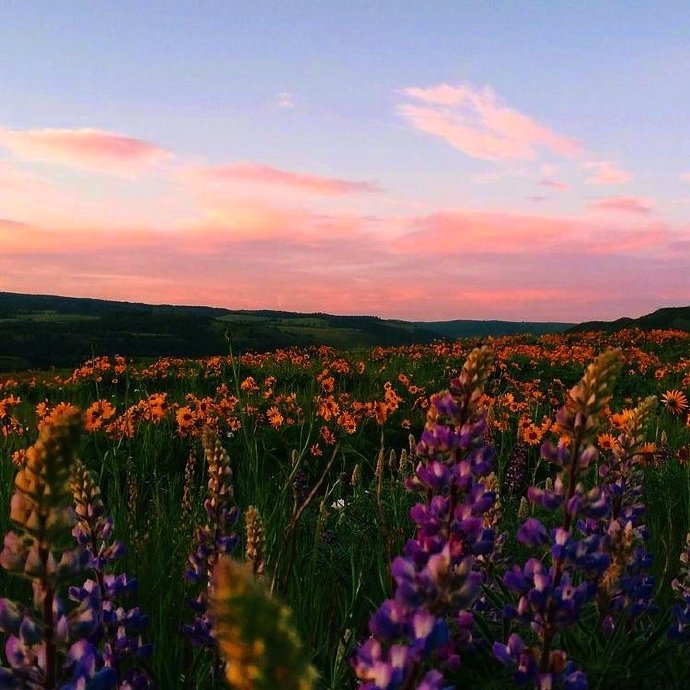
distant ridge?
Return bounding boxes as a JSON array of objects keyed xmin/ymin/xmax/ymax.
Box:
[
  {"xmin": 415, "ymin": 319, "xmax": 572, "ymax": 338},
  {"xmin": 570, "ymin": 305, "xmax": 690, "ymax": 334},
  {"xmin": 0, "ymin": 291, "xmax": 573, "ymax": 370}
]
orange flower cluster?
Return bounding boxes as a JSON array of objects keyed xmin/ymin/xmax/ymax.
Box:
[
  {"xmin": 83, "ymin": 400, "xmax": 116, "ymax": 432},
  {"xmin": 0, "ymin": 394, "xmax": 23, "ymax": 438},
  {"xmin": 2, "ymin": 327, "xmax": 690, "ymax": 469},
  {"xmin": 65, "ymin": 355, "xmax": 128, "ymax": 385}
]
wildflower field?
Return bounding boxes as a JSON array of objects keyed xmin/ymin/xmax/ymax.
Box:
[{"xmin": 2, "ymin": 328, "xmax": 690, "ymax": 688}]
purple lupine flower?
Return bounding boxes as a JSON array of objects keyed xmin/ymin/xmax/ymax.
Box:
[
  {"xmin": 353, "ymin": 347, "xmax": 496, "ymax": 689},
  {"xmin": 0, "ymin": 411, "xmax": 137, "ymax": 690},
  {"xmin": 494, "ymin": 349, "xmax": 623, "ymax": 688},
  {"xmin": 583, "ymin": 396, "xmax": 658, "ymax": 630},
  {"xmin": 183, "ymin": 428, "xmax": 239, "ymax": 649},
  {"xmin": 70, "ymin": 459, "xmax": 155, "ymax": 688}
]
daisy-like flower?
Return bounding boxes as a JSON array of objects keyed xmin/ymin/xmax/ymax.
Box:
[
  {"xmin": 176, "ymin": 405, "xmax": 198, "ymax": 436},
  {"xmin": 266, "ymin": 405, "xmax": 284, "ymax": 428},
  {"xmin": 597, "ymin": 433, "xmax": 616, "ymax": 451},
  {"xmin": 662, "ymin": 389, "xmax": 688, "ymax": 415},
  {"xmin": 83, "ymin": 400, "xmax": 116, "ymax": 432},
  {"xmin": 522, "ymin": 424, "xmax": 543, "ymax": 446}
]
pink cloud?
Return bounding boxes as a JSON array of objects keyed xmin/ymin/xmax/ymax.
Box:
[
  {"xmin": 589, "ymin": 196, "xmax": 654, "ymax": 215},
  {"xmin": 540, "ymin": 178, "xmax": 569, "ymax": 191},
  {"xmin": 0, "ymin": 127, "xmax": 170, "ymax": 174},
  {"xmin": 398, "ymin": 82, "xmax": 581, "ymax": 161},
  {"xmin": 1, "ymin": 187, "xmax": 686, "ymax": 323},
  {"xmin": 680, "ymin": 172, "xmax": 690, "ymax": 183},
  {"xmin": 395, "ymin": 209, "xmax": 666, "ymax": 257},
  {"xmin": 187, "ymin": 163, "xmax": 381, "ymax": 196},
  {"xmin": 585, "ymin": 161, "xmax": 630, "ymax": 185}
]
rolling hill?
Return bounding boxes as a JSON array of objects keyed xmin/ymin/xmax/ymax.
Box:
[
  {"xmin": 0, "ymin": 291, "xmax": 574, "ymax": 371},
  {"xmin": 570, "ymin": 306, "xmax": 690, "ymax": 334}
]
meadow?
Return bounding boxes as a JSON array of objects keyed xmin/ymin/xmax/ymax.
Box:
[{"xmin": 2, "ymin": 328, "xmax": 690, "ymax": 688}]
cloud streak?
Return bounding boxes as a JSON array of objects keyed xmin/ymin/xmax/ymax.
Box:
[
  {"xmin": 584, "ymin": 160, "xmax": 631, "ymax": 185},
  {"xmin": 186, "ymin": 163, "xmax": 381, "ymax": 196},
  {"xmin": 589, "ymin": 196, "xmax": 654, "ymax": 215},
  {"xmin": 398, "ymin": 82, "xmax": 581, "ymax": 161},
  {"xmin": 0, "ymin": 127, "xmax": 171, "ymax": 175}
]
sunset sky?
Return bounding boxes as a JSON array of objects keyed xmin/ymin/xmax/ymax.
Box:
[{"xmin": 2, "ymin": 2, "xmax": 690, "ymax": 322}]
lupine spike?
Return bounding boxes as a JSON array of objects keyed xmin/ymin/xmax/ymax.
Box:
[
  {"xmin": 387, "ymin": 449, "xmax": 397, "ymax": 472},
  {"xmin": 353, "ymin": 347, "xmax": 496, "ymax": 688},
  {"xmin": 70, "ymin": 459, "xmax": 154, "ymax": 687},
  {"xmin": 398, "ymin": 449, "xmax": 409, "ymax": 475},
  {"xmin": 559, "ymin": 348, "xmax": 622, "ymax": 436},
  {"xmin": 0, "ymin": 411, "xmax": 117, "ymax": 690},
  {"xmin": 6, "ymin": 411, "xmax": 81, "ymax": 568},
  {"xmin": 210, "ymin": 557, "xmax": 317, "ymax": 690},
  {"xmin": 184, "ymin": 428, "xmax": 239, "ymax": 648},
  {"xmin": 495, "ymin": 352, "xmax": 625, "ymax": 688},
  {"xmin": 620, "ymin": 396, "xmax": 657, "ymax": 451},
  {"xmin": 181, "ymin": 449, "xmax": 198, "ymax": 522},
  {"xmin": 245, "ymin": 506, "xmax": 266, "ymax": 578},
  {"xmin": 591, "ymin": 394, "xmax": 658, "ymax": 628}
]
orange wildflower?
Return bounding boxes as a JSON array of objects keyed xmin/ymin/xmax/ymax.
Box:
[
  {"xmin": 40, "ymin": 402, "xmax": 81, "ymax": 430},
  {"xmin": 176, "ymin": 406, "xmax": 198, "ymax": 436},
  {"xmin": 518, "ymin": 416, "xmax": 532, "ymax": 432},
  {"xmin": 522, "ymin": 424, "xmax": 544, "ymax": 446},
  {"xmin": 337, "ymin": 411, "xmax": 357, "ymax": 434},
  {"xmin": 240, "ymin": 376, "xmax": 259, "ymax": 393},
  {"xmin": 597, "ymin": 433, "xmax": 616, "ymax": 451},
  {"xmin": 374, "ymin": 401, "xmax": 389, "ymax": 425},
  {"xmin": 266, "ymin": 406, "xmax": 284, "ymax": 428},
  {"xmin": 661, "ymin": 389, "xmax": 688, "ymax": 415},
  {"xmin": 318, "ymin": 396, "xmax": 340, "ymax": 421},
  {"xmin": 148, "ymin": 393, "xmax": 170, "ymax": 422},
  {"xmin": 83, "ymin": 400, "xmax": 116, "ymax": 432},
  {"xmin": 320, "ymin": 426, "xmax": 336, "ymax": 445},
  {"xmin": 640, "ymin": 441, "xmax": 657, "ymax": 453}
]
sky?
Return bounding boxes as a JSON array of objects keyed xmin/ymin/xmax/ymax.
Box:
[{"xmin": 1, "ymin": 1, "xmax": 690, "ymax": 322}]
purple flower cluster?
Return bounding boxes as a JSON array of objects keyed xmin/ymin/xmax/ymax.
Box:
[
  {"xmin": 353, "ymin": 347, "xmax": 496, "ymax": 689},
  {"xmin": 183, "ymin": 428, "xmax": 239, "ymax": 648},
  {"xmin": 589, "ymin": 396, "xmax": 658, "ymax": 630},
  {"xmin": 493, "ymin": 349, "xmax": 623, "ymax": 690},
  {"xmin": 0, "ymin": 588, "xmax": 118, "ymax": 690},
  {"xmin": 0, "ymin": 411, "xmax": 122, "ymax": 689},
  {"xmin": 71, "ymin": 459, "xmax": 155, "ymax": 688}
]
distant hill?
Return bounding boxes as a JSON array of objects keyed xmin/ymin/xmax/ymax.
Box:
[
  {"xmin": 0, "ymin": 291, "xmax": 572, "ymax": 371},
  {"xmin": 415, "ymin": 319, "xmax": 573, "ymax": 338},
  {"xmin": 571, "ymin": 306, "xmax": 690, "ymax": 334}
]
